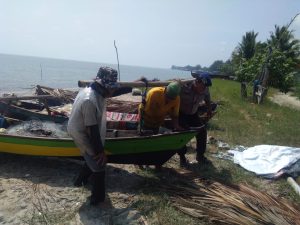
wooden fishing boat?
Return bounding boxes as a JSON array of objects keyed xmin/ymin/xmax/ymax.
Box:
[
  {"xmin": 0, "ymin": 130, "xmax": 198, "ymax": 165},
  {"xmin": 0, "ymin": 94, "xmax": 140, "ymax": 123},
  {"xmin": 0, "ymin": 101, "xmax": 139, "ymax": 130},
  {"xmin": 0, "ymin": 101, "xmax": 68, "ymax": 123}
]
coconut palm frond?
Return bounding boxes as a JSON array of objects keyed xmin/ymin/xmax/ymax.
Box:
[{"xmin": 156, "ymin": 169, "xmax": 300, "ymax": 225}]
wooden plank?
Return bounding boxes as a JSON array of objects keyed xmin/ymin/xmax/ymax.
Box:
[
  {"xmin": 78, "ymin": 79, "xmax": 195, "ymax": 88},
  {"xmin": 0, "ymin": 95, "xmax": 55, "ymax": 101}
]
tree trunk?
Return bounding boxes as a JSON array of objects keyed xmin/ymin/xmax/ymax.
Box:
[{"xmin": 241, "ymin": 82, "xmax": 247, "ymax": 99}]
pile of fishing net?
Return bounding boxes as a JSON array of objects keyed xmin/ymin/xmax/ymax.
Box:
[{"xmin": 6, "ymin": 119, "xmax": 69, "ymax": 138}]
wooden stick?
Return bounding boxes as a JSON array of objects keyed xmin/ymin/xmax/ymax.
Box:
[
  {"xmin": 0, "ymin": 95, "xmax": 56, "ymax": 101},
  {"xmin": 287, "ymin": 177, "xmax": 300, "ymax": 196},
  {"xmin": 78, "ymin": 79, "xmax": 195, "ymax": 88}
]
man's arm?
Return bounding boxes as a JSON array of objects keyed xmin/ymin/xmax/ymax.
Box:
[
  {"xmin": 204, "ymin": 90, "xmax": 212, "ymax": 118},
  {"xmin": 171, "ymin": 117, "xmax": 184, "ymax": 131},
  {"xmin": 111, "ymin": 87, "xmax": 132, "ymax": 97},
  {"xmin": 171, "ymin": 98, "xmax": 184, "ymax": 131},
  {"xmin": 87, "ymin": 124, "xmax": 107, "ymax": 165}
]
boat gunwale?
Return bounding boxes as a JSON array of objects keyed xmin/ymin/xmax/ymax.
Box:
[{"xmin": 0, "ymin": 130, "xmax": 198, "ymax": 142}]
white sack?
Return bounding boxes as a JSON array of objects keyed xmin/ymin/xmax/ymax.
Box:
[{"xmin": 229, "ymin": 145, "xmax": 300, "ymax": 176}]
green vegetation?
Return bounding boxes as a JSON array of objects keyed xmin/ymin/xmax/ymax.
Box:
[
  {"xmin": 210, "ymin": 79, "xmax": 300, "ymax": 146},
  {"xmin": 232, "ymin": 23, "xmax": 300, "ymax": 93},
  {"xmin": 174, "ymin": 14, "xmax": 300, "ymax": 96},
  {"xmin": 134, "ymin": 79, "xmax": 300, "ymax": 225},
  {"xmin": 293, "ymin": 73, "xmax": 300, "ymax": 99}
]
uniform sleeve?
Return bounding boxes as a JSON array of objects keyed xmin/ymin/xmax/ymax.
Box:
[
  {"xmin": 204, "ymin": 88, "xmax": 211, "ymax": 102},
  {"xmin": 81, "ymin": 100, "xmax": 99, "ymax": 127}
]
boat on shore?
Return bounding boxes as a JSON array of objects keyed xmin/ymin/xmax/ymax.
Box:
[
  {"xmin": 0, "ymin": 130, "xmax": 198, "ymax": 165},
  {"xmin": 0, "ymin": 100, "xmax": 68, "ymax": 123},
  {"xmin": 0, "ymin": 100, "xmax": 140, "ymax": 130}
]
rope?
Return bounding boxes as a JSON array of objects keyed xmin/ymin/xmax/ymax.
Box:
[{"xmin": 139, "ymin": 78, "xmax": 149, "ymax": 134}]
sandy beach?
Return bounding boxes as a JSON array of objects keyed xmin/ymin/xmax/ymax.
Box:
[{"xmin": 0, "ymin": 153, "xmax": 148, "ymax": 225}]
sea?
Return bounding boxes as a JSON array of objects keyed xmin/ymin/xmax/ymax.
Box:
[{"xmin": 0, "ymin": 53, "xmax": 191, "ymax": 94}]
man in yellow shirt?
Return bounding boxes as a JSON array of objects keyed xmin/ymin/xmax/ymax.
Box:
[{"xmin": 139, "ymin": 81, "xmax": 183, "ymax": 134}]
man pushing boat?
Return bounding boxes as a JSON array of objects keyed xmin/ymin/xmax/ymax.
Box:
[
  {"xmin": 139, "ymin": 81, "xmax": 184, "ymax": 134},
  {"xmin": 67, "ymin": 67, "xmax": 119, "ymax": 206},
  {"xmin": 178, "ymin": 71, "xmax": 217, "ymax": 167},
  {"xmin": 139, "ymin": 72, "xmax": 217, "ymax": 168}
]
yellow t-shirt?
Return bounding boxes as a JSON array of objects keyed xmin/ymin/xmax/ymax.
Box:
[{"xmin": 139, "ymin": 87, "xmax": 180, "ymax": 129}]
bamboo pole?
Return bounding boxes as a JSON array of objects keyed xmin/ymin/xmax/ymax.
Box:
[{"xmin": 78, "ymin": 79, "xmax": 195, "ymax": 88}]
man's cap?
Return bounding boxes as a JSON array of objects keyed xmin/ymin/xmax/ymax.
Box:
[
  {"xmin": 191, "ymin": 71, "xmax": 212, "ymax": 87},
  {"xmin": 96, "ymin": 66, "xmax": 119, "ymax": 88},
  {"xmin": 166, "ymin": 81, "xmax": 181, "ymax": 99}
]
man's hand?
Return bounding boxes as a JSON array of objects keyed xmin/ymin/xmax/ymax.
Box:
[
  {"xmin": 172, "ymin": 118, "xmax": 185, "ymax": 132},
  {"xmin": 207, "ymin": 110, "xmax": 213, "ymax": 119},
  {"xmin": 94, "ymin": 152, "xmax": 107, "ymax": 166},
  {"xmin": 173, "ymin": 125, "xmax": 185, "ymax": 132}
]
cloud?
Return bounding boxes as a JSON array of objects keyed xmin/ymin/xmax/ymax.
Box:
[
  {"xmin": 219, "ymin": 41, "xmax": 228, "ymax": 53},
  {"xmin": 220, "ymin": 41, "xmax": 228, "ymax": 46}
]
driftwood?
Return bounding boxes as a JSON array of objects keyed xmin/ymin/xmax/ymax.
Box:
[
  {"xmin": 35, "ymin": 85, "xmax": 78, "ymax": 106},
  {"xmin": 107, "ymin": 99, "xmax": 140, "ymax": 114}
]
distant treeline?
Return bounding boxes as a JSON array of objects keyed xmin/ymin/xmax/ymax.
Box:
[
  {"xmin": 171, "ymin": 60, "xmax": 232, "ymax": 76},
  {"xmin": 172, "ymin": 14, "xmax": 300, "ymax": 93}
]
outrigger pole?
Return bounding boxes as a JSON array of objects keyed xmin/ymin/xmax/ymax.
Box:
[{"xmin": 78, "ymin": 79, "xmax": 195, "ymax": 88}]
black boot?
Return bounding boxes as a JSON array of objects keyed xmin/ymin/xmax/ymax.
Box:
[
  {"xmin": 90, "ymin": 171, "xmax": 106, "ymax": 206},
  {"xmin": 179, "ymin": 155, "xmax": 189, "ymax": 167},
  {"xmin": 178, "ymin": 147, "xmax": 188, "ymax": 167},
  {"xmin": 196, "ymin": 127, "xmax": 208, "ymax": 163},
  {"xmin": 74, "ymin": 163, "xmax": 92, "ymax": 187}
]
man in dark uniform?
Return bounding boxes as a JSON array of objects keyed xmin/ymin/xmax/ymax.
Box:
[{"xmin": 178, "ymin": 71, "xmax": 216, "ymax": 167}]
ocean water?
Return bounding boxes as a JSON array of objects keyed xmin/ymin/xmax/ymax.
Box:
[{"xmin": 0, "ymin": 53, "xmax": 190, "ymax": 93}]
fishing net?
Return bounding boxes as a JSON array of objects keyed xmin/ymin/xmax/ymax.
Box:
[{"xmin": 6, "ymin": 119, "xmax": 69, "ymax": 138}]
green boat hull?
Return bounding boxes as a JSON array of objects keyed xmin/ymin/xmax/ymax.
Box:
[{"xmin": 0, "ymin": 131, "xmax": 197, "ymax": 165}]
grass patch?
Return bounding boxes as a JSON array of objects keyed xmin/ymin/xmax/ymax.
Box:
[
  {"xmin": 293, "ymin": 77, "xmax": 300, "ymax": 100},
  {"xmin": 210, "ymin": 79, "xmax": 300, "ymax": 147},
  {"xmin": 132, "ymin": 79, "xmax": 300, "ymax": 224},
  {"xmin": 133, "ymin": 195, "xmax": 205, "ymax": 225}
]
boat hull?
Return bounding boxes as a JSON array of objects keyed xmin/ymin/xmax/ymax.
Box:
[{"xmin": 0, "ymin": 131, "xmax": 197, "ymax": 165}]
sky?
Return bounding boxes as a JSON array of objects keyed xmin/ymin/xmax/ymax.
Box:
[{"xmin": 1, "ymin": 0, "xmax": 300, "ymax": 69}]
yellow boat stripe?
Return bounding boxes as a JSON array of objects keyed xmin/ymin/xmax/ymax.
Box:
[
  {"xmin": 0, "ymin": 142, "xmax": 80, "ymax": 156},
  {"xmin": 0, "ymin": 142, "xmax": 111, "ymax": 157}
]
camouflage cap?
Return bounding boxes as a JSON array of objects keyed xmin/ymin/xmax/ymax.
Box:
[{"xmin": 96, "ymin": 66, "xmax": 119, "ymax": 88}]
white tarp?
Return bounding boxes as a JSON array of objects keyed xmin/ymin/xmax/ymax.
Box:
[{"xmin": 229, "ymin": 145, "xmax": 300, "ymax": 178}]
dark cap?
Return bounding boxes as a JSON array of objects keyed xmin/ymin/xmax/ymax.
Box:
[
  {"xmin": 166, "ymin": 81, "xmax": 181, "ymax": 99},
  {"xmin": 191, "ymin": 71, "xmax": 212, "ymax": 87}
]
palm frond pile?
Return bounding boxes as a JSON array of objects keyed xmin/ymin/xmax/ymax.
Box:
[{"xmin": 158, "ymin": 169, "xmax": 300, "ymax": 225}]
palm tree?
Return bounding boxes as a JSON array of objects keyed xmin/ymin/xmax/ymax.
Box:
[
  {"xmin": 239, "ymin": 31, "xmax": 258, "ymax": 60},
  {"xmin": 268, "ymin": 25, "xmax": 300, "ymax": 61}
]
